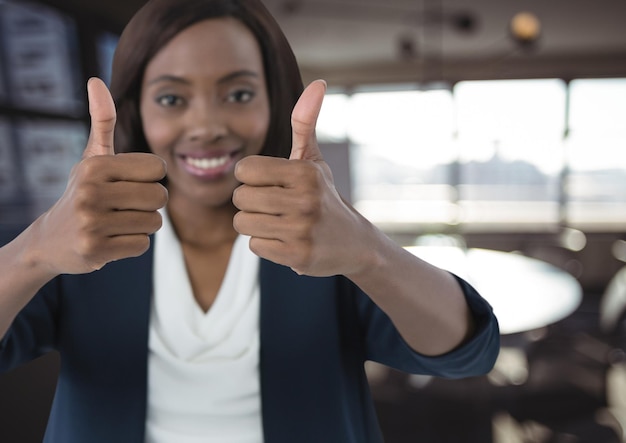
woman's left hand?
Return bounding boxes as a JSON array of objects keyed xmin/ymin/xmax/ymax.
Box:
[
  {"xmin": 232, "ymin": 80, "xmax": 374, "ymax": 277},
  {"xmin": 233, "ymin": 81, "xmax": 479, "ymax": 356}
]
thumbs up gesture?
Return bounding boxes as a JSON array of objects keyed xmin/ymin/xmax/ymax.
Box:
[
  {"xmin": 32, "ymin": 78, "xmax": 168, "ymax": 275},
  {"xmin": 233, "ymin": 80, "xmax": 372, "ymax": 277}
]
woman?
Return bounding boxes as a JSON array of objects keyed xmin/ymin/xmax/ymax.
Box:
[{"xmin": 0, "ymin": 0, "xmax": 500, "ymax": 441}]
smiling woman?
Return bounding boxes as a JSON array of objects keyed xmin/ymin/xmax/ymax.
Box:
[
  {"xmin": 112, "ymin": 0, "xmax": 303, "ymax": 160},
  {"xmin": 0, "ymin": 1, "xmax": 499, "ymax": 442},
  {"xmin": 139, "ymin": 18, "xmax": 270, "ymax": 213}
]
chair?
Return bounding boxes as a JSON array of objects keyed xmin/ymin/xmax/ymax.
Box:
[{"xmin": 599, "ymin": 265, "xmax": 626, "ymax": 335}]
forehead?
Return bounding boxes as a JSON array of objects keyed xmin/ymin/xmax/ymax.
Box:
[{"xmin": 144, "ymin": 17, "xmax": 264, "ymax": 80}]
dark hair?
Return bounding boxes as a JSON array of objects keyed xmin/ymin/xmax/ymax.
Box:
[{"xmin": 110, "ymin": 0, "xmax": 304, "ymax": 159}]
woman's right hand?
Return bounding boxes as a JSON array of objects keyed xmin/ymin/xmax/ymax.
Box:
[{"xmin": 30, "ymin": 77, "xmax": 168, "ymax": 276}]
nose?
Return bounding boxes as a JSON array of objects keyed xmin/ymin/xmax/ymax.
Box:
[{"xmin": 185, "ymin": 98, "xmax": 227, "ymax": 143}]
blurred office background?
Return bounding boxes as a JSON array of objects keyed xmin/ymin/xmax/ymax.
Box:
[{"xmin": 1, "ymin": 0, "xmax": 626, "ymax": 442}]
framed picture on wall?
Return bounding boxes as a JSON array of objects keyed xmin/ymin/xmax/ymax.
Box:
[
  {"xmin": 0, "ymin": 1, "xmax": 6, "ymax": 104},
  {"xmin": 0, "ymin": 118, "xmax": 18, "ymax": 202},
  {"xmin": 0, "ymin": 44, "xmax": 6, "ymax": 104},
  {"xmin": 15, "ymin": 118, "xmax": 87, "ymax": 218},
  {"xmin": 0, "ymin": 73, "xmax": 6, "ymax": 105},
  {"xmin": 97, "ymin": 31, "xmax": 119, "ymax": 87},
  {"xmin": 0, "ymin": 1, "xmax": 83, "ymax": 115}
]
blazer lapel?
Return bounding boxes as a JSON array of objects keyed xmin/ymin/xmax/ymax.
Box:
[
  {"xmin": 258, "ymin": 259, "xmax": 349, "ymax": 441},
  {"xmin": 58, "ymin": 244, "xmax": 154, "ymax": 441}
]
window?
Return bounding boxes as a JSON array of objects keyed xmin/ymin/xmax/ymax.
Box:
[
  {"xmin": 319, "ymin": 87, "xmax": 458, "ymax": 229},
  {"xmin": 317, "ymin": 78, "xmax": 626, "ymax": 233},
  {"xmin": 454, "ymin": 79, "xmax": 567, "ymax": 229},
  {"xmin": 566, "ymin": 78, "xmax": 626, "ymax": 230}
]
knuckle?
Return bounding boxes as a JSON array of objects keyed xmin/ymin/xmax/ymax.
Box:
[
  {"xmin": 80, "ymin": 157, "xmax": 104, "ymax": 177},
  {"xmin": 74, "ymin": 182, "xmax": 101, "ymax": 209},
  {"xmin": 295, "ymin": 193, "xmax": 321, "ymax": 216},
  {"xmin": 73, "ymin": 205, "xmax": 95, "ymax": 229},
  {"xmin": 77, "ymin": 158, "xmax": 95, "ymax": 176},
  {"xmin": 232, "ymin": 185, "xmax": 250, "ymax": 208},
  {"xmin": 234, "ymin": 157, "xmax": 250, "ymax": 180},
  {"xmin": 151, "ymin": 211, "xmax": 163, "ymax": 233},
  {"xmin": 285, "ymin": 162, "xmax": 304, "ymax": 182},
  {"xmin": 150, "ymin": 155, "xmax": 167, "ymax": 179},
  {"xmin": 295, "ymin": 162, "xmax": 320, "ymax": 183},
  {"xmin": 231, "ymin": 185, "xmax": 243, "ymax": 206},
  {"xmin": 117, "ymin": 235, "xmax": 151, "ymax": 260},
  {"xmin": 291, "ymin": 249, "xmax": 313, "ymax": 274},
  {"xmin": 142, "ymin": 211, "xmax": 162, "ymax": 234},
  {"xmin": 156, "ymin": 184, "xmax": 169, "ymax": 207},
  {"xmin": 232, "ymin": 211, "xmax": 245, "ymax": 232},
  {"xmin": 75, "ymin": 233, "xmax": 101, "ymax": 259},
  {"xmin": 129, "ymin": 236, "xmax": 151, "ymax": 257}
]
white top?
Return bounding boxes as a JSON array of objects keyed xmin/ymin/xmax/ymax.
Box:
[{"xmin": 145, "ymin": 210, "xmax": 263, "ymax": 442}]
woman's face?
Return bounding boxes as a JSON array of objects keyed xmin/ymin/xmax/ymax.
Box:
[{"xmin": 140, "ymin": 18, "xmax": 270, "ymax": 210}]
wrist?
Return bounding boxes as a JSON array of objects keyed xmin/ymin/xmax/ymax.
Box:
[
  {"xmin": 15, "ymin": 215, "xmax": 61, "ymax": 282},
  {"xmin": 343, "ymin": 229, "xmax": 389, "ymax": 283}
]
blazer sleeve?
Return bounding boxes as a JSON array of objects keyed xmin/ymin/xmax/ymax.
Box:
[
  {"xmin": 0, "ymin": 276, "xmax": 60, "ymax": 373},
  {"xmin": 0, "ymin": 228, "xmax": 60, "ymax": 372},
  {"xmin": 355, "ymin": 273, "xmax": 500, "ymax": 379}
]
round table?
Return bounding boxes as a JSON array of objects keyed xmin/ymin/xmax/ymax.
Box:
[{"xmin": 405, "ymin": 246, "xmax": 583, "ymax": 335}]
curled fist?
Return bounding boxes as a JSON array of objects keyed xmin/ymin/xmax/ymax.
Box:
[
  {"xmin": 35, "ymin": 78, "xmax": 168, "ymax": 275},
  {"xmin": 233, "ymin": 80, "xmax": 370, "ymax": 277}
]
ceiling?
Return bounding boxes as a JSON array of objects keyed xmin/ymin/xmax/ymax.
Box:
[{"xmin": 47, "ymin": 0, "xmax": 626, "ymax": 87}]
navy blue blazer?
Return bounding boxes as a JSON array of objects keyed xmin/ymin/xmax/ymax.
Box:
[{"xmin": 0, "ymin": 241, "xmax": 499, "ymax": 443}]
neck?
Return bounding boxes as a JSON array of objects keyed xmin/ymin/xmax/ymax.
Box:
[{"xmin": 165, "ymin": 197, "xmax": 238, "ymax": 249}]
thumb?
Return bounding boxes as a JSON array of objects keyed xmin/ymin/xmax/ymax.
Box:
[
  {"xmin": 289, "ymin": 79, "xmax": 327, "ymax": 161},
  {"xmin": 83, "ymin": 77, "xmax": 116, "ymax": 158}
]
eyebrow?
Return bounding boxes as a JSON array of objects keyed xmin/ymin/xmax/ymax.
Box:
[{"xmin": 146, "ymin": 70, "xmax": 260, "ymax": 86}]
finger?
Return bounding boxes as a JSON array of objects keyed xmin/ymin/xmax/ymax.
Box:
[
  {"xmin": 81, "ymin": 152, "xmax": 167, "ymax": 183},
  {"xmin": 233, "ymin": 212, "xmax": 296, "ymax": 240},
  {"xmin": 235, "ymin": 155, "xmax": 292, "ymax": 186},
  {"xmin": 235, "ymin": 155, "xmax": 319, "ymax": 187},
  {"xmin": 79, "ymin": 233, "xmax": 153, "ymax": 271},
  {"xmin": 74, "ymin": 211, "xmax": 161, "ymax": 252},
  {"xmin": 101, "ymin": 234, "xmax": 152, "ymax": 261},
  {"xmin": 235, "ymin": 156, "xmax": 290, "ymax": 186},
  {"xmin": 247, "ymin": 237, "xmax": 287, "ymax": 262},
  {"xmin": 232, "ymin": 184, "xmax": 286, "ymax": 215},
  {"xmin": 100, "ymin": 182, "xmax": 168, "ymax": 212},
  {"xmin": 104, "ymin": 211, "xmax": 164, "ymax": 236},
  {"xmin": 246, "ymin": 237, "xmax": 305, "ymax": 274},
  {"xmin": 289, "ymin": 79, "xmax": 327, "ymax": 161},
  {"xmin": 84, "ymin": 77, "xmax": 117, "ymax": 158}
]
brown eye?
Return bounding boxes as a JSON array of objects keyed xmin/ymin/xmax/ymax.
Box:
[
  {"xmin": 156, "ymin": 94, "xmax": 184, "ymax": 107},
  {"xmin": 227, "ymin": 89, "xmax": 254, "ymax": 103}
]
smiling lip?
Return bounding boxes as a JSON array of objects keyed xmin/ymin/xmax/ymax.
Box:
[{"xmin": 178, "ymin": 150, "xmax": 241, "ymax": 180}]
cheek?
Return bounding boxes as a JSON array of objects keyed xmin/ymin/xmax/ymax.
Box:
[
  {"xmin": 140, "ymin": 112, "xmax": 175, "ymax": 156},
  {"xmin": 144, "ymin": 123, "xmax": 174, "ymax": 153},
  {"xmin": 245, "ymin": 109, "xmax": 271, "ymax": 154}
]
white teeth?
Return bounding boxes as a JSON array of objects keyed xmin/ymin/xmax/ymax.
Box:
[{"xmin": 185, "ymin": 155, "xmax": 229, "ymax": 169}]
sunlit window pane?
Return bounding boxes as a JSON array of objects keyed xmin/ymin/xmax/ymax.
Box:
[
  {"xmin": 316, "ymin": 79, "xmax": 626, "ymax": 233},
  {"xmin": 317, "ymin": 93, "xmax": 349, "ymax": 142},
  {"xmin": 346, "ymin": 89, "xmax": 458, "ymax": 227},
  {"xmin": 566, "ymin": 78, "xmax": 626, "ymax": 229},
  {"xmin": 454, "ymin": 79, "xmax": 567, "ymax": 227}
]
